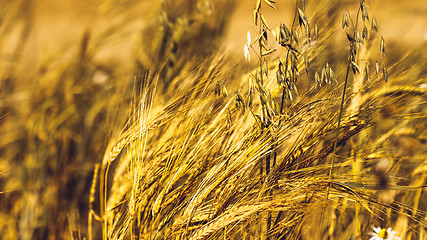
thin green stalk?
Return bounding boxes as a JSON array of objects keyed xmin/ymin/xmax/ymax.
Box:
[
  {"xmin": 257, "ymin": 3, "xmax": 265, "ymax": 238},
  {"xmin": 330, "ymin": 63, "xmax": 351, "ymax": 180}
]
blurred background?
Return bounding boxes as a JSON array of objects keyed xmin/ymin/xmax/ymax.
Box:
[{"xmin": 0, "ymin": 0, "xmax": 425, "ymax": 239}]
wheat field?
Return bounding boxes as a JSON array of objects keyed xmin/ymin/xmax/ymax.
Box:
[{"xmin": 0, "ymin": 0, "xmax": 426, "ymax": 239}]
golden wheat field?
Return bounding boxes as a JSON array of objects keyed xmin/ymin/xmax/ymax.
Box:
[{"xmin": 0, "ymin": 0, "xmax": 426, "ymax": 239}]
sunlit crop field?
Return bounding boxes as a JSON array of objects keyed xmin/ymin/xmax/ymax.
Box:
[{"xmin": 0, "ymin": 0, "xmax": 426, "ymax": 239}]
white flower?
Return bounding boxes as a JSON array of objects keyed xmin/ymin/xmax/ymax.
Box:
[
  {"xmin": 369, "ymin": 226, "xmax": 400, "ymax": 240},
  {"xmin": 244, "ymin": 44, "xmax": 250, "ymax": 62}
]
